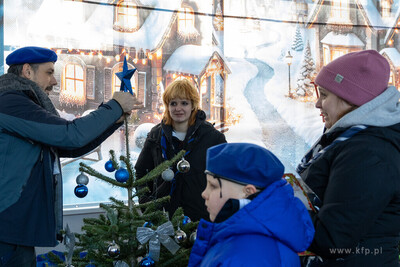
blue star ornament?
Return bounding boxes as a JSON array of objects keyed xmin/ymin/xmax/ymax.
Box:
[{"xmin": 116, "ymin": 57, "xmax": 136, "ymax": 95}]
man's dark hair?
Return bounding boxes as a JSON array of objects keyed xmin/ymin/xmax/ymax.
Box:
[{"xmin": 7, "ymin": 63, "xmax": 40, "ymax": 75}]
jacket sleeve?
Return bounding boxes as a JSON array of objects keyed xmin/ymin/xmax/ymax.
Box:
[
  {"xmin": 214, "ymin": 129, "xmax": 227, "ymax": 145},
  {"xmin": 0, "ymin": 91, "xmax": 123, "ymax": 149},
  {"xmin": 134, "ymin": 133, "xmax": 158, "ymax": 203},
  {"xmin": 58, "ymin": 122, "xmax": 123, "ymax": 158},
  {"xmin": 134, "ymin": 135, "xmax": 156, "ymax": 180},
  {"xmin": 308, "ymin": 140, "xmax": 397, "ymax": 258}
]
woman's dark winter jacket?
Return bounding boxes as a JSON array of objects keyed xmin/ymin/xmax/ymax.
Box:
[
  {"xmin": 134, "ymin": 110, "xmax": 226, "ymax": 221},
  {"xmin": 299, "ymin": 87, "xmax": 400, "ymax": 267}
]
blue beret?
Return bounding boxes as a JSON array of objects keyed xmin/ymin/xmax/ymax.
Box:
[
  {"xmin": 6, "ymin": 46, "xmax": 57, "ymax": 66},
  {"xmin": 206, "ymin": 143, "xmax": 284, "ymax": 189}
]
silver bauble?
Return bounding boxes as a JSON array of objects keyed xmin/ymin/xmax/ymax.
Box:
[
  {"xmin": 174, "ymin": 229, "xmax": 187, "ymax": 243},
  {"xmin": 161, "ymin": 168, "xmax": 175, "ymax": 181},
  {"xmin": 76, "ymin": 172, "xmax": 89, "ymax": 185},
  {"xmin": 190, "ymin": 230, "xmax": 197, "ymax": 243},
  {"xmin": 114, "ymin": 260, "xmax": 129, "ymax": 267},
  {"xmin": 107, "ymin": 242, "xmax": 120, "ymax": 258},
  {"xmin": 177, "ymin": 158, "xmax": 190, "ymax": 173}
]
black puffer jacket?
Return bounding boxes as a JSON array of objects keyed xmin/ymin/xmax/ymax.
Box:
[
  {"xmin": 300, "ymin": 123, "xmax": 400, "ymax": 267},
  {"xmin": 135, "ymin": 110, "xmax": 226, "ymax": 221}
]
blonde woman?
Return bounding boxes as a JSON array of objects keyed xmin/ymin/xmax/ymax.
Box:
[{"xmin": 135, "ymin": 79, "xmax": 226, "ymax": 221}]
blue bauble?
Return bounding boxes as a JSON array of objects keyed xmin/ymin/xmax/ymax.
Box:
[
  {"xmin": 139, "ymin": 256, "xmax": 155, "ymax": 267},
  {"xmin": 143, "ymin": 221, "xmax": 153, "ymax": 228},
  {"xmin": 74, "ymin": 184, "xmax": 88, "ymax": 198},
  {"xmin": 182, "ymin": 215, "xmax": 191, "ymax": 226},
  {"xmin": 115, "ymin": 168, "xmax": 129, "ymax": 183},
  {"xmin": 105, "ymin": 160, "xmax": 115, "ymax": 172}
]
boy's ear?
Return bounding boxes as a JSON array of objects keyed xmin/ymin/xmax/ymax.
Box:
[{"xmin": 244, "ymin": 184, "xmax": 257, "ymax": 197}]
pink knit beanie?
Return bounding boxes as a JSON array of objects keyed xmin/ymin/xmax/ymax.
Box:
[{"xmin": 315, "ymin": 50, "xmax": 390, "ymax": 106}]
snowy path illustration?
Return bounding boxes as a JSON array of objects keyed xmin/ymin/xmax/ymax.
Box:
[{"xmin": 243, "ymin": 58, "xmax": 310, "ymax": 173}]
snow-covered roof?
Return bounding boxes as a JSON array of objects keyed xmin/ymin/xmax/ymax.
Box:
[
  {"xmin": 163, "ymin": 45, "xmax": 231, "ymax": 75},
  {"xmin": 27, "ymin": 0, "xmax": 182, "ymax": 52},
  {"xmin": 114, "ymin": 0, "xmax": 182, "ymax": 51},
  {"xmin": 306, "ymin": 0, "xmax": 320, "ymax": 25},
  {"xmin": 380, "ymin": 47, "xmax": 400, "ymax": 67},
  {"xmin": 28, "ymin": 0, "xmax": 113, "ymax": 49},
  {"xmin": 321, "ymin": 32, "xmax": 364, "ymax": 47},
  {"xmin": 384, "ymin": 7, "xmax": 400, "ymax": 44},
  {"xmin": 307, "ymin": 0, "xmax": 386, "ymax": 30},
  {"xmin": 359, "ymin": 0, "xmax": 387, "ymax": 30}
]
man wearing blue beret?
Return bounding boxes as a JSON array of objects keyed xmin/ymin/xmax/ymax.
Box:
[
  {"xmin": 188, "ymin": 143, "xmax": 315, "ymax": 267},
  {"xmin": 0, "ymin": 46, "xmax": 136, "ymax": 266}
]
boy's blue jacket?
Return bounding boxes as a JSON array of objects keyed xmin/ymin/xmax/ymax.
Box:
[
  {"xmin": 188, "ymin": 179, "xmax": 315, "ymax": 267},
  {"xmin": 0, "ymin": 73, "xmax": 123, "ymax": 246}
]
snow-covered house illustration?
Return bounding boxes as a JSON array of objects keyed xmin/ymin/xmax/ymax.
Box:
[
  {"xmin": 381, "ymin": 6, "xmax": 400, "ymax": 90},
  {"xmin": 378, "ymin": 0, "xmax": 397, "ymax": 24},
  {"xmin": 306, "ymin": 0, "xmax": 386, "ymax": 70},
  {"xmin": 24, "ymin": 0, "xmax": 229, "ymax": 126},
  {"xmin": 380, "ymin": 48, "xmax": 400, "ymax": 89},
  {"xmin": 289, "ymin": 0, "xmax": 309, "ymax": 24},
  {"xmin": 163, "ymin": 45, "xmax": 231, "ymax": 129}
]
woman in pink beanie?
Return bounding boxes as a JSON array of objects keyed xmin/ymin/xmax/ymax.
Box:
[{"xmin": 297, "ymin": 50, "xmax": 400, "ymax": 267}]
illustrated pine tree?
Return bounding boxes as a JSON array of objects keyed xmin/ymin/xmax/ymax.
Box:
[
  {"xmin": 291, "ymin": 24, "xmax": 304, "ymax": 51},
  {"xmin": 295, "ymin": 41, "xmax": 316, "ymax": 101}
]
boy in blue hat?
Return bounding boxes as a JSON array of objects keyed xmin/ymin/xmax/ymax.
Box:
[
  {"xmin": 0, "ymin": 46, "xmax": 136, "ymax": 266},
  {"xmin": 188, "ymin": 143, "xmax": 315, "ymax": 267}
]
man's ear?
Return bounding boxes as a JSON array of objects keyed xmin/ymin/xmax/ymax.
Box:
[
  {"xmin": 243, "ymin": 184, "xmax": 257, "ymax": 197},
  {"xmin": 21, "ymin": 63, "xmax": 33, "ymax": 79}
]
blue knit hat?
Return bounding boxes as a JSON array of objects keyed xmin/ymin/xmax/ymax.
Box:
[
  {"xmin": 6, "ymin": 46, "xmax": 57, "ymax": 66},
  {"xmin": 205, "ymin": 143, "xmax": 284, "ymax": 189}
]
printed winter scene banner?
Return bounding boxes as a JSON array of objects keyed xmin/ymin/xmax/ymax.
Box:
[{"xmin": 3, "ymin": 0, "xmax": 399, "ymax": 206}]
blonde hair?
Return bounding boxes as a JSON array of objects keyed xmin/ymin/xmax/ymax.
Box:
[{"xmin": 162, "ymin": 79, "xmax": 200, "ymax": 126}]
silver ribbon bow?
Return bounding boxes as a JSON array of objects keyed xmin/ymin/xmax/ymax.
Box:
[
  {"xmin": 64, "ymin": 224, "xmax": 75, "ymax": 266},
  {"xmin": 136, "ymin": 221, "xmax": 180, "ymax": 261}
]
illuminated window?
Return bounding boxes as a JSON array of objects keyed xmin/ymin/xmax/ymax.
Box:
[
  {"xmin": 60, "ymin": 63, "xmax": 86, "ymax": 106},
  {"xmin": 114, "ymin": 1, "xmax": 138, "ymax": 32},
  {"xmin": 331, "ymin": 49, "xmax": 346, "ymax": 62},
  {"xmin": 177, "ymin": 6, "xmax": 199, "ymax": 40},
  {"xmin": 331, "ymin": 0, "xmax": 349, "ymax": 21},
  {"xmin": 214, "ymin": 74, "xmax": 224, "ymax": 107},
  {"xmin": 382, "ymin": 0, "xmax": 392, "ymax": 18},
  {"xmin": 112, "ymin": 63, "xmax": 136, "ymax": 96},
  {"xmin": 178, "ymin": 7, "xmax": 194, "ymax": 31},
  {"xmin": 322, "ymin": 46, "xmax": 347, "ymax": 66},
  {"xmin": 389, "ymin": 70, "xmax": 394, "ymax": 85},
  {"xmin": 323, "ymin": 47, "xmax": 330, "ymax": 65},
  {"xmin": 200, "ymin": 78, "xmax": 207, "ymax": 95}
]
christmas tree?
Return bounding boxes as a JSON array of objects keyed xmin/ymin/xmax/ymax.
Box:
[
  {"xmin": 291, "ymin": 24, "xmax": 304, "ymax": 52},
  {"xmin": 295, "ymin": 41, "xmax": 316, "ymax": 102},
  {"xmin": 48, "ymin": 58, "xmax": 198, "ymax": 267},
  {"xmin": 69, "ymin": 146, "xmax": 197, "ymax": 267}
]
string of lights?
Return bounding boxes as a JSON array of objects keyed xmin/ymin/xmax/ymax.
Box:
[{"xmin": 66, "ymin": 0, "xmax": 399, "ymax": 30}]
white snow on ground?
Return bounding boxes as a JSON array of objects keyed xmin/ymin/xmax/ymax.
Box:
[{"xmin": 223, "ymin": 58, "xmax": 265, "ymax": 147}]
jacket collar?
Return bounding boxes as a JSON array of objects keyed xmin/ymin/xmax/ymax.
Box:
[
  {"xmin": 0, "ymin": 73, "xmax": 59, "ymax": 117},
  {"xmin": 327, "ymin": 86, "xmax": 400, "ymax": 133}
]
